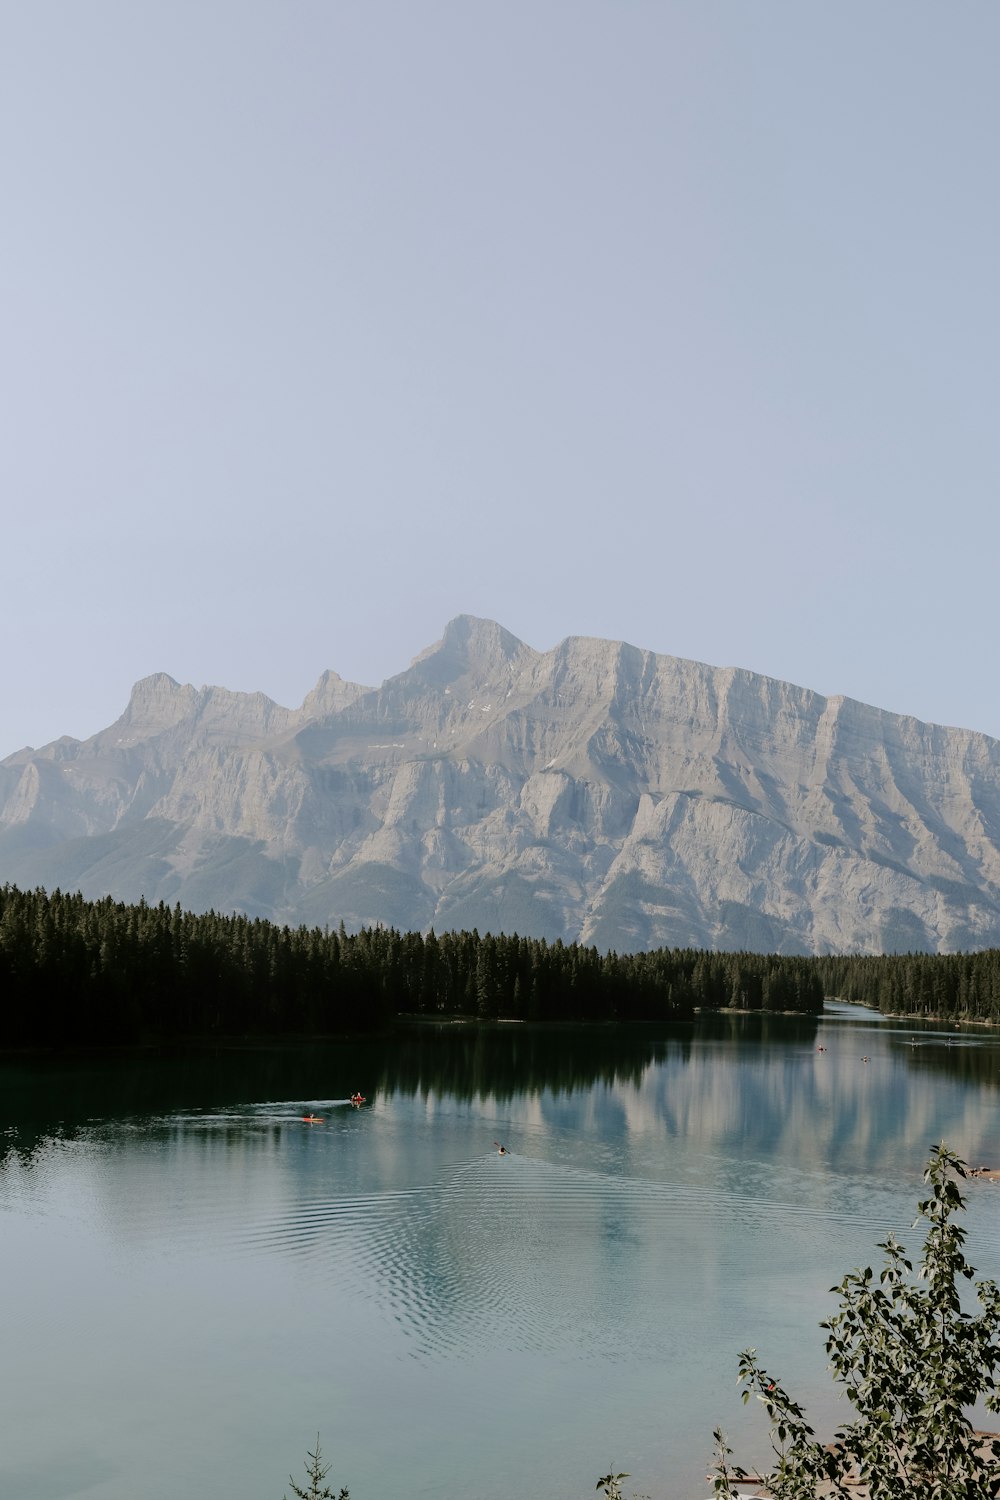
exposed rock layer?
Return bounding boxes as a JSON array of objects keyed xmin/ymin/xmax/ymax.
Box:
[{"xmin": 3, "ymin": 617, "xmax": 1000, "ymax": 953}]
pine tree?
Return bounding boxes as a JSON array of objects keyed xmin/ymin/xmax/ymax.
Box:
[{"xmin": 283, "ymin": 1435, "xmax": 349, "ymax": 1500}]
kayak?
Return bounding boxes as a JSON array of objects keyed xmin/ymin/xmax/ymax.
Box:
[{"xmin": 302, "ymin": 1115, "xmax": 324, "ymax": 1123}]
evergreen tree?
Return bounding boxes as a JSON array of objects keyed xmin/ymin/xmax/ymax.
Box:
[{"xmin": 283, "ymin": 1435, "xmax": 349, "ymax": 1500}]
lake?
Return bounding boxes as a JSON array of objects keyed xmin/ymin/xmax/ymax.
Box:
[{"xmin": 4, "ymin": 1004, "xmax": 1000, "ymax": 1500}]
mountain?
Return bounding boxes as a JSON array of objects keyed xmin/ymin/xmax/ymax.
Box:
[{"xmin": 3, "ymin": 616, "xmax": 1000, "ymax": 954}]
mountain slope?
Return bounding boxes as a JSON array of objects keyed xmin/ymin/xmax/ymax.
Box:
[{"xmin": 3, "ymin": 616, "xmax": 1000, "ymax": 953}]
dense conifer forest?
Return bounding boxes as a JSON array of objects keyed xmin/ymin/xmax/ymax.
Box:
[
  {"xmin": 817, "ymin": 949, "xmax": 1000, "ymax": 1022},
  {"xmin": 7, "ymin": 883, "xmax": 1000, "ymax": 1048},
  {"xmin": 0, "ymin": 884, "xmax": 822, "ymax": 1046}
]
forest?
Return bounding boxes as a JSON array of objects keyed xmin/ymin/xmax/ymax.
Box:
[
  {"xmin": 0, "ymin": 883, "xmax": 822, "ymax": 1045},
  {"xmin": 6, "ymin": 883, "xmax": 1000, "ymax": 1048},
  {"xmin": 816, "ymin": 948, "xmax": 1000, "ymax": 1023}
]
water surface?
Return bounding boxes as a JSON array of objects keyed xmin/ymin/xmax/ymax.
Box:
[{"xmin": 4, "ymin": 1005, "xmax": 1000, "ymax": 1500}]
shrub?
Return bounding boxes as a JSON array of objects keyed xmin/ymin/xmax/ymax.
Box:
[{"xmin": 712, "ymin": 1144, "xmax": 1000, "ymax": 1499}]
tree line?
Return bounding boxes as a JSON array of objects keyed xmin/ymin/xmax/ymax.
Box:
[
  {"xmin": 0, "ymin": 883, "xmax": 822, "ymax": 1046},
  {"xmin": 11, "ymin": 882, "xmax": 1000, "ymax": 1048},
  {"xmin": 816, "ymin": 948, "xmax": 1000, "ymax": 1022}
]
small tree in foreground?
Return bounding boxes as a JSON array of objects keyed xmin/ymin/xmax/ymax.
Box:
[
  {"xmin": 595, "ymin": 1471, "xmax": 631, "ymax": 1499},
  {"xmin": 284, "ymin": 1435, "xmax": 349, "ymax": 1500},
  {"xmin": 712, "ymin": 1144, "xmax": 1000, "ymax": 1499}
]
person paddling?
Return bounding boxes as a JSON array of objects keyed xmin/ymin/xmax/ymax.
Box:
[{"xmin": 494, "ymin": 1141, "xmax": 508, "ymax": 1156}]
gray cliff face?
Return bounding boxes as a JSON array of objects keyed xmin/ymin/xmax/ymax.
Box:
[{"xmin": 3, "ymin": 616, "xmax": 1000, "ymax": 953}]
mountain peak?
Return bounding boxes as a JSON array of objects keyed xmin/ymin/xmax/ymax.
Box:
[
  {"xmin": 441, "ymin": 615, "xmax": 523, "ymax": 653},
  {"xmin": 407, "ymin": 616, "xmax": 530, "ymax": 684},
  {"xmin": 300, "ymin": 669, "xmax": 373, "ymax": 722},
  {"xmin": 117, "ymin": 673, "xmax": 200, "ymax": 734}
]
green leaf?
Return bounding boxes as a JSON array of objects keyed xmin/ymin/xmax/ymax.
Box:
[{"xmin": 707, "ymin": 1144, "xmax": 1000, "ymax": 1500}]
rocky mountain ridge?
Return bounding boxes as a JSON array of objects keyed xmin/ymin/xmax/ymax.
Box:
[{"xmin": 3, "ymin": 615, "xmax": 1000, "ymax": 953}]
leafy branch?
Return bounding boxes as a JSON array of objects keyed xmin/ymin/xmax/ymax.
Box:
[{"xmin": 711, "ymin": 1144, "xmax": 1000, "ymax": 1500}]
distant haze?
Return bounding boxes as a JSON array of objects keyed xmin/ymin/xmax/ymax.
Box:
[{"xmin": 3, "ymin": 5, "xmax": 999, "ymax": 756}]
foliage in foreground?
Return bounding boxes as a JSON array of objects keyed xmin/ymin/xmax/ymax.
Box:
[
  {"xmin": 283, "ymin": 1435, "xmax": 348, "ymax": 1500},
  {"xmin": 595, "ymin": 1472, "xmax": 631, "ymax": 1499},
  {"xmin": 711, "ymin": 1144, "xmax": 1000, "ymax": 1499}
]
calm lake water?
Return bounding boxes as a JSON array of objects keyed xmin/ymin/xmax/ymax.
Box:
[{"xmin": 4, "ymin": 1004, "xmax": 1000, "ymax": 1500}]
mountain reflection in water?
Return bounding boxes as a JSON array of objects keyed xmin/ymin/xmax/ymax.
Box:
[{"xmin": 3, "ymin": 1005, "xmax": 1000, "ymax": 1500}]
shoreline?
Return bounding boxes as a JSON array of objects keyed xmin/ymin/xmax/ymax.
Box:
[{"xmin": 875, "ymin": 1010, "xmax": 1000, "ymax": 1029}]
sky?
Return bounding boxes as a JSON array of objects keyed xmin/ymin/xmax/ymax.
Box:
[{"xmin": 3, "ymin": 2, "xmax": 999, "ymax": 757}]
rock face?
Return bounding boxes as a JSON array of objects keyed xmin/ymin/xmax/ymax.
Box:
[{"xmin": 4, "ymin": 616, "xmax": 1000, "ymax": 953}]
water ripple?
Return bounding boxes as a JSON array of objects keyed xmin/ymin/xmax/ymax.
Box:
[{"xmin": 175, "ymin": 1146, "xmax": 939, "ymax": 1360}]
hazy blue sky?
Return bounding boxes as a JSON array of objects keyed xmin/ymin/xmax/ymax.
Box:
[{"xmin": 3, "ymin": 3, "xmax": 998, "ymax": 757}]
